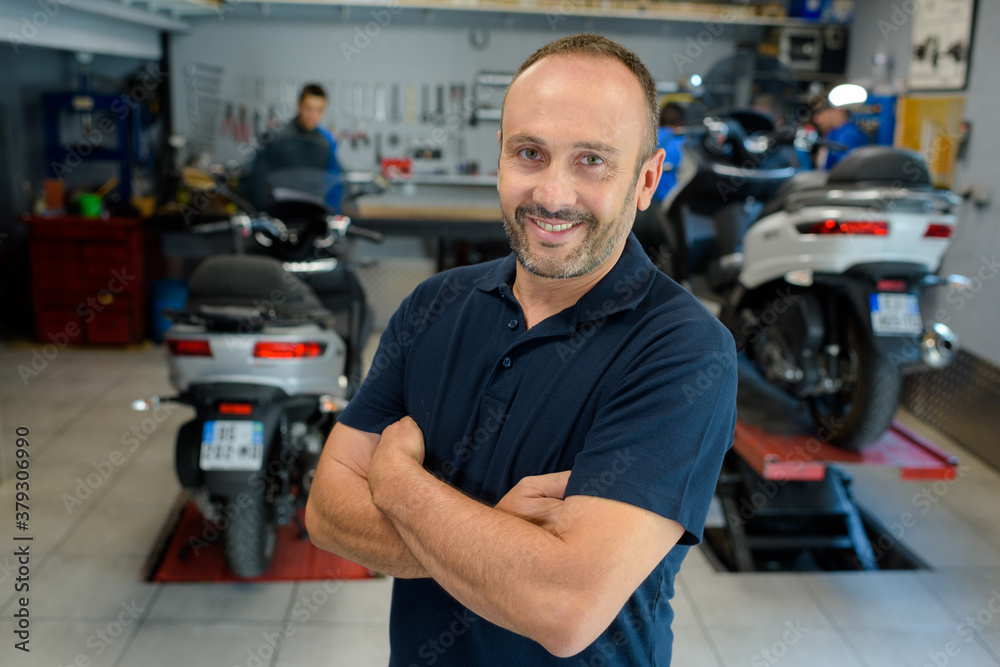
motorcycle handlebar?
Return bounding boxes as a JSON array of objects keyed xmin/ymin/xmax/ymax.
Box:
[
  {"xmin": 346, "ymin": 225, "xmax": 383, "ymax": 244},
  {"xmin": 190, "ymin": 215, "xmax": 288, "ymax": 240}
]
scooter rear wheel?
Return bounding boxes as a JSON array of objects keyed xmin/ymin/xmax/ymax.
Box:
[
  {"xmin": 808, "ymin": 315, "xmax": 901, "ymax": 451},
  {"xmin": 224, "ymin": 490, "xmax": 277, "ymax": 578}
]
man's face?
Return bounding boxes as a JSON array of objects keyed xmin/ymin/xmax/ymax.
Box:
[
  {"xmin": 813, "ymin": 108, "xmax": 845, "ymax": 134},
  {"xmin": 298, "ymin": 94, "xmax": 327, "ymax": 132},
  {"xmin": 497, "ymin": 54, "xmax": 661, "ymax": 279}
]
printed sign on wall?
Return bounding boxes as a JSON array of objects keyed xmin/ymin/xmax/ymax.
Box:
[{"xmin": 908, "ymin": 0, "xmax": 976, "ymax": 90}]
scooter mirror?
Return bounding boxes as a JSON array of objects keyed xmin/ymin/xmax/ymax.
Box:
[
  {"xmin": 181, "ymin": 166, "xmax": 217, "ymax": 191},
  {"xmin": 131, "ymin": 396, "xmax": 162, "ymax": 412}
]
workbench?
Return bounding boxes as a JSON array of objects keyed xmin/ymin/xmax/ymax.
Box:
[{"xmin": 352, "ymin": 178, "xmax": 508, "ymax": 270}]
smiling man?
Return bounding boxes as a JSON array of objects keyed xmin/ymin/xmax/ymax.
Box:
[{"xmin": 305, "ymin": 34, "xmax": 737, "ymax": 666}]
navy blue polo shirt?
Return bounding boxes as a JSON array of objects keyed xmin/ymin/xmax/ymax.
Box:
[{"xmin": 339, "ymin": 233, "xmax": 737, "ymax": 666}]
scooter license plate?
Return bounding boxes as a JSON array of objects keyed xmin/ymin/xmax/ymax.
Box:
[
  {"xmin": 199, "ymin": 421, "xmax": 265, "ymax": 471},
  {"xmin": 869, "ymin": 293, "xmax": 922, "ymax": 336}
]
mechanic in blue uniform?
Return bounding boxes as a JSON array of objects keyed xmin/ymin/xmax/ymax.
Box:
[
  {"xmin": 306, "ymin": 34, "xmax": 737, "ymax": 667},
  {"xmin": 241, "ymin": 83, "xmax": 344, "ymax": 211},
  {"xmin": 812, "ymin": 98, "xmax": 871, "ymax": 170},
  {"xmin": 654, "ymin": 102, "xmax": 687, "ymax": 201}
]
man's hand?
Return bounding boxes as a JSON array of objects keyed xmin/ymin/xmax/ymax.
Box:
[
  {"xmin": 495, "ymin": 471, "xmax": 570, "ymax": 533},
  {"xmin": 369, "ymin": 416, "xmax": 426, "ymax": 501}
]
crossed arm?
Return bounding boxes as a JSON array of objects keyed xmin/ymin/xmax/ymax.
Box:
[{"xmin": 304, "ymin": 417, "xmax": 685, "ymax": 657}]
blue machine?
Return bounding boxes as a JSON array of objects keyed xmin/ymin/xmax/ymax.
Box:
[{"xmin": 41, "ymin": 92, "xmax": 154, "ymax": 200}]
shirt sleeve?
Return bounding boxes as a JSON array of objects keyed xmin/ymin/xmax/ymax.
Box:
[
  {"xmin": 564, "ymin": 315, "xmax": 737, "ymax": 545},
  {"xmin": 336, "ymin": 291, "xmax": 413, "ymax": 436}
]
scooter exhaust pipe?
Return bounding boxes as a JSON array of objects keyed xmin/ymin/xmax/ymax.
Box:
[{"xmin": 920, "ymin": 323, "xmax": 958, "ymax": 369}]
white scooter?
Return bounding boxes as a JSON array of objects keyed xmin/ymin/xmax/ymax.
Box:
[
  {"xmin": 640, "ymin": 114, "xmax": 964, "ymax": 450},
  {"xmin": 140, "ymin": 168, "xmax": 382, "ymax": 577}
]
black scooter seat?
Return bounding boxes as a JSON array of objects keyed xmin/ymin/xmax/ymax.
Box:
[
  {"xmin": 759, "ymin": 147, "xmax": 935, "ymax": 219},
  {"xmin": 185, "ymin": 255, "xmax": 335, "ymax": 326},
  {"xmin": 759, "ymin": 170, "xmax": 828, "ymax": 219}
]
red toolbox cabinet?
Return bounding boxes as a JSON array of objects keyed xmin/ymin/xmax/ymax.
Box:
[{"xmin": 25, "ymin": 215, "xmax": 147, "ymax": 345}]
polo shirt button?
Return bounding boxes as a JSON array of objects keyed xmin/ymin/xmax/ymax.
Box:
[
  {"xmin": 508, "ymin": 318, "xmax": 518, "ymax": 329},
  {"xmin": 502, "ymin": 357, "xmax": 512, "ymax": 368}
]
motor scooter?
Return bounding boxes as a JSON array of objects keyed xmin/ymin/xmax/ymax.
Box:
[
  {"xmin": 139, "ymin": 167, "xmax": 383, "ymax": 577},
  {"xmin": 641, "ymin": 115, "xmax": 965, "ymax": 450}
]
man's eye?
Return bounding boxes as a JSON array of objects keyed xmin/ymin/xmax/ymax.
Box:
[
  {"xmin": 584, "ymin": 155, "xmax": 604, "ymax": 165},
  {"xmin": 519, "ymin": 148, "xmax": 540, "ymax": 160}
]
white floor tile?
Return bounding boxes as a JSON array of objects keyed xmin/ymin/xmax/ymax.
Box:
[
  {"xmin": 294, "ymin": 577, "xmax": 393, "ymax": 625},
  {"xmin": 148, "ymin": 582, "xmax": 295, "ymax": 622},
  {"xmin": 274, "ymin": 624, "xmax": 390, "ymax": 667},
  {"xmin": 941, "ymin": 481, "xmax": 1000, "ymax": 522},
  {"xmin": 57, "ymin": 502, "xmax": 174, "ymax": 557},
  {"xmin": 670, "ymin": 579, "xmax": 701, "ymax": 628},
  {"xmin": 803, "ymin": 572, "xmax": 957, "ymax": 630},
  {"xmin": 897, "ymin": 517, "xmax": 1000, "ymax": 569},
  {"xmin": 921, "ymin": 571, "xmax": 1000, "ymax": 628},
  {"xmin": 685, "ymin": 573, "xmax": 831, "ymax": 629},
  {"xmin": 671, "ymin": 626, "xmax": 722, "ymax": 666},
  {"xmin": 847, "ymin": 628, "xmax": 1000, "ymax": 667},
  {"xmin": 708, "ymin": 626, "xmax": 864, "ymax": 667},
  {"xmin": 117, "ymin": 620, "xmax": 283, "ymax": 667}
]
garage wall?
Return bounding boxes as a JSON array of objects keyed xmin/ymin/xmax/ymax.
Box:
[
  {"xmin": 847, "ymin": 0, "xmax": 1000, "ymax": 368},
  {"xmin": 169, "ymin": 8, "xmax": 761, "ymax": 174}
]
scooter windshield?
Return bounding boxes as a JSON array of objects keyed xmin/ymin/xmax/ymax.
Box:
[
  {"xmin": 695, "ymin": 52, "xmax": 800, "ymax": 128},
  {"xmin": 241, "ymin": 135, "xmax": 344, "ymax": 213}
]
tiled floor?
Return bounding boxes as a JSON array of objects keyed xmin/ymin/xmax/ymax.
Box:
[{"xmin": 2, "ymin": 342, "xmax": 1000, "ymax": 666}]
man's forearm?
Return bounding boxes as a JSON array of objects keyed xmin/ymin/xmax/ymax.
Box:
[
  {"xmin": 370, "ymin": 452, "xmax": 580, "ymax": 649},
  {"xmin": 305, "ymin": 462, "xmax": 429, "ymax": 579}
]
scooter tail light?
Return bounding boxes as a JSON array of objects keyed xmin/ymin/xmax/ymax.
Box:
[
  {"xmin": 924, "ymin": 223, "xmax": 953, "ymax": 238},
  {"xmin": 167, "ymin": 339, "xmax": 212, "ymax": 357},
  {"xmin": 218, "ymin": 403, "xmax": 254, "ymax": 415},
  {"xmin": 876, "ymin": 279, "xmax": 908, "ymax": 292},
  {"xmin": 797, "ymin": 219, "xmax": 889, "ymax": 236},
  {"xmin": 253, "ymin": 341, "xmax": 327, "ymax": 359}
]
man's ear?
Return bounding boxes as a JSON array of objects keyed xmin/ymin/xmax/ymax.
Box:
[
  {"xmin": 497, "ymin": 130, "xmax": 502, "ymax": 148},
  {"xmin": 636, "ymin": 148, "xmax": 665, "ymax": 211}
]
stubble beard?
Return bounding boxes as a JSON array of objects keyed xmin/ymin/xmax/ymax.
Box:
[{"xmin": 501, "ymin": 179, "xmax": 637, "ymax": 280}]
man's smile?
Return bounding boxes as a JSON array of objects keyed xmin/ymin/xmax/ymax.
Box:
[{"xmin": 529, "ymin": 217, "xmax": 583, "ymax": 233}]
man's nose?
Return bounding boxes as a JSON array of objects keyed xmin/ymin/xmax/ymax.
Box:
[{"xmin": 532, "ymin": 162, "xmax": 577, "ymax": 213}]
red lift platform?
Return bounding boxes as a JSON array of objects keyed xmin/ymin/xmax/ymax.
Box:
[
  {"xmin": 732, "ymin": 420, "xmax": 959, "ymax": 483},
  {"xmin": 708, "ymin": 417, "xmax": 959, "ymax": 572}
]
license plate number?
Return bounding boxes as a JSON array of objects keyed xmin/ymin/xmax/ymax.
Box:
[
  {"xmin": 869, "ymin": 293, "xmax": 922, "ymax": 336},
  {"xmin": 200, "ymin": 421, "xmax": 265, "ymax": 471}
]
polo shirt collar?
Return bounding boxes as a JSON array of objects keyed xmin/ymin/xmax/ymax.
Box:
[{"xmin": 472, "ymin": 232, "xmax": 657, "ymax": 327}]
